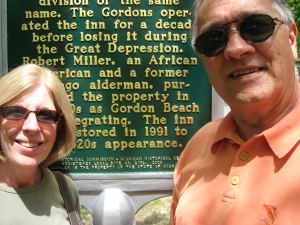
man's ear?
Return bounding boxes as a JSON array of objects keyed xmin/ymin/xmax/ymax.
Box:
[{"xmin": 289, "ymin": 23, "xmax": 298, "ymax": 60}]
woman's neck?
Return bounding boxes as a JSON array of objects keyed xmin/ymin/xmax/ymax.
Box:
[{"xmin": 0, "ymin": 163, "xmax": 42, "ymax": 188}]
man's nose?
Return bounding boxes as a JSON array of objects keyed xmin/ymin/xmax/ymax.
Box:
[{"xmin": 224, "ymin": 27, "xmax": 255, "ymax": 60}]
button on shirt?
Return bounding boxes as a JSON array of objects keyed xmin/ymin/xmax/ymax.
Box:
[{"xmin": 171, "ymin": 102, "xmax": 300, "ymax": 225}]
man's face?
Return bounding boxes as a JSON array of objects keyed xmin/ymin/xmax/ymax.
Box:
[{"xmin": 196, "ymin": 0, "xmax": 298, "ymax": 109}]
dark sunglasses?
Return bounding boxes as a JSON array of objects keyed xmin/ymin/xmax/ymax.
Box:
[
  {"xmin": 194, "ymin": 14, "xmax": 284, "ymax": 57},
  {"xmin": 0, "ymin": 106, "xmax": 62, "ymax": 124}
]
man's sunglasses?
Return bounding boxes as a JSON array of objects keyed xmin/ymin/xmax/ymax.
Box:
[
  {"xmin": 0, "ymin": 106, "xmax": 62, "ymax": 124},
  {"xmin": 194, "ymin": 14, "xmax": 284, "ymax": 57}
]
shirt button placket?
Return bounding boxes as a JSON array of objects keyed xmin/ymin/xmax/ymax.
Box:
[{"xmin": 229, "ymin": 152, "xmax": 249, "ymax": 186}]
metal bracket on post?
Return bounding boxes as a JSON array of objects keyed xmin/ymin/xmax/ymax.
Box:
[
  {"xmin": 92, "ymin": 188, "xmax": 136, "ymax": 225},
  {"xmin": 0, "ymin": 0, "xmax": 8, "ymax": 75}
]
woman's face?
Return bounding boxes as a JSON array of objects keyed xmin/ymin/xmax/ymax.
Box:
[{"xmin": 0, "ymin": 84, "xmax": 57, "ymax": 169}]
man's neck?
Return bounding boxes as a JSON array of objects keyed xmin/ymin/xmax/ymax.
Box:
[{"xmin": 231, "ymin": 87, "xmax": 300, "ymax": 140}]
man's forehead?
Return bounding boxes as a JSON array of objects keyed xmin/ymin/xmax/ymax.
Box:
[{"xmin": 197, "ymin": 0, "xmax": 275, "ymax": 30}]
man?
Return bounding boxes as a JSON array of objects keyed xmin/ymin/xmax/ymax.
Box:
[{"xmin": 171, "ymin": 0, "xmax": 299, "ymax": 224}]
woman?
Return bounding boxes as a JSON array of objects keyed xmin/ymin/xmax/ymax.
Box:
[{"xmin": 0, "ymin": 64, "xmax": 81, "ymax": 225}]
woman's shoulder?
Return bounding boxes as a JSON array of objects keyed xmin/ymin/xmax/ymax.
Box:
[
  {"xmin": 47, "ymin": 168, "xmax": 81, "ymax": 215},
  {"xmin": 45, "ymin": 169, "xmax": 77, "ymax": 191},
  {"xmin": 47, "ymin": 169, "xmax": 80, "ymax": 204}
]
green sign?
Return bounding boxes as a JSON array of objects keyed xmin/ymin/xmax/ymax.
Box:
[{"xmin": 7, "ymin": 0, "xmax": 211, "ymax": 173}]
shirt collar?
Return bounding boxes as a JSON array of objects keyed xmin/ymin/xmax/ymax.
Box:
[
  {"xmin": 211, "ymin": 113, "xmax": 243, "ymax": 154},
  {"xmin": 211, "ymin": 103, "xmax": 300, "ymax": 158},
  {"xmin": 264, "ymin": 102, "xmax": 300, "ymax": 158}
]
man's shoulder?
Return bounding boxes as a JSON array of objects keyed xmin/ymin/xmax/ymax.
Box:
[{"xmin": 181, "ymin": 118, "xmax": 225, "ymax": 153}]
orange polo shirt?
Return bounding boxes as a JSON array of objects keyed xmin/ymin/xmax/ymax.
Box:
[{"xmin": 171, "ymin": 102, "xmax": 300, "ymax": 225}]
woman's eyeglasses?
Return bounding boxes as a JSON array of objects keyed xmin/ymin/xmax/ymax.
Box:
[
  {"xmin": 0, "ymin": 106, "xmax": 62, "ymax": 124},
  {"xmin": 194, "ymin": 14, "xmax": 284, "ymax": 57}
]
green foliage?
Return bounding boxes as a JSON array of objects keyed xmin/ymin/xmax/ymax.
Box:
[
  {"xmin": 135, "ymin": 196, "xmax": 171, "ymax": 225},
  {"xmin": 287, "ymin": 0, "xmax": 300, "ymax": 55},
  {"xmin": 81, "ymin": 207, "xmax": 93, "ymax": 225}
]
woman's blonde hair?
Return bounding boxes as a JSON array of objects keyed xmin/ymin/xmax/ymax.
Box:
[{"xmin": 0, "ymin": 64, "xmax": 76, "ymax": 166}]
